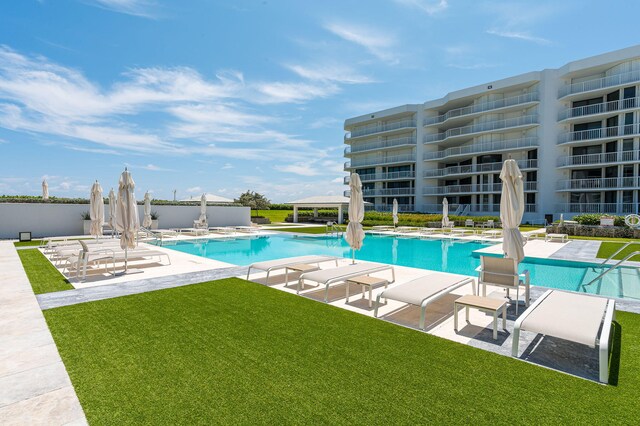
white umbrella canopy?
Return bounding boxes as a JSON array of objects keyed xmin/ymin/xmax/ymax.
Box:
[
  {"xmin": 42, "ymin": 180, "xmax": 49, "ymax": 201},
  {"xmin": 500, "ymin": 159, "xmax": 525, "ymax": 263},
  {"xmin": 108, "ymin": 188, "xmax": 116, "ymax": 234},
  {"xmin": 116, "ymin": 168, "xmax": 139, "ymax": 255},
  {"xmin": 442, "ymin": 198, "xmax": 450, "ymax": 227},
  {"xmin": 392, "ymin": 198, "xmax": 399, "ymax": 227},
  {"xmin": 142, "ymin": 191, "xmax": 152, "ymax": 228},
  {"xmin": 89, "ymin": 180, "xmax": 104, "ymax": 238},
  {"xmin": 345, "ymin": 172, "xmax": 365, "ymax": 263},
  {"xmin": 559, "ymin": 213, "xmax": 564, "ymax": 227},
  {"xmin": 199, "ymin": 193, "xmax": 207, "ymax": 223}
]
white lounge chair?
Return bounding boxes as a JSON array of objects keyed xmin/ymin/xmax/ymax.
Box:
[
  {"xmin": 477, "ymin": 256, "xmax": 530, "ymax": 314},
  {"xmin": 512, "ymin": 289, "xmax": 616, "ymax": 384},
  {"xmin": 374, "ymin": 273, "xmax": 475, "ymax": 330},
  {"xmin": 297, "ymin": 263, "xmax": 395, "ymax": 302},
  {"xmin": 545, "ymin": 233, "xmax": 568, "ymax": 243},
  {"xmin": 246, "ymin": 255, "xmax": 339, "ymax": 284}
]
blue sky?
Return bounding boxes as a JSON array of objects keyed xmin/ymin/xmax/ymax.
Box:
[{"xmin": 1, "ymin": 0, "xmax": 639, "ymax": 202}]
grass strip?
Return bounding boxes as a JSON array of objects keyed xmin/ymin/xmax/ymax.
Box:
[
  {"xmin": 596, "ymin": 241, "xmax": 640, "ymax": 261},
  {"xmin": 44, "ymin": 278, "xmax": 640, "ymax": 424},
  {"xmin": 18, "ymin": 249, "xmax": 74, "ymax": 294}
]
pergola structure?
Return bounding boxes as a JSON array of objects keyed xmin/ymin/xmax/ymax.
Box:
[{"xmin": 287, "ymin": 196, "xmax": 370, "ymax": 224}]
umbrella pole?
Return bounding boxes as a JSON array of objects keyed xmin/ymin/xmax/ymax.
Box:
[
  {"xmin": 124, "ymin": 247, "xmax": 128, "ymax": 273},
  {"xmin": 351, "ymin": 249, "xmax": 355, "ymax": 265}
]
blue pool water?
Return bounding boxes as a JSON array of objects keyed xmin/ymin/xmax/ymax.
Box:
[{"xmin": 157, "ymin": 234, "xmax": 640, "ymax": 300}]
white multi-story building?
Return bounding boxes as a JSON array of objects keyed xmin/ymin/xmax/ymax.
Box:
[{"xmin": 343, "ymin": 45, "xmax": 640, "ymax": 223}]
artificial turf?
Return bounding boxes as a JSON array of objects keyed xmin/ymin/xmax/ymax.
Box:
[
  {"xmin": 17, "ymin": 249, "xmax": 74, "ymax": 294},
  {"xmin": 596, "ymin": 242, "xmax": 640, "ymax": 261},
  {"xmin": 13, "ymin": 240, "xmax": 44, "ymax": 247},
  {"xmin": 43, "ymin": 278, "xmax": 640, "ymax": 424},
  {"xmin": 269, "ymin": 226, "xmax": 331, "ymax": 234}
]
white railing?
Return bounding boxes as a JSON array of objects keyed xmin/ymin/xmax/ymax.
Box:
[
  {"xmin": 424, "ymin": 159, "xmax": 537, "ymax": 178},
  {"xmin": 423, "ymin": 137, "xmax": 538, "ymax": 160},
  {"xmin": 344, "ymin": 188, "xmax": 415, "ymax": 197},
  {"xmin": 344, "ymin": 171, "xmax": 415, "ymax": 184},
  {"xmin": 557, "ymin": 177, "xmax": 640, "ymax": 190},
  {"xmin": 421, "ymin": 203, "xmax": 536, "ymax": 213},
  {"xmin": 424, "ymin": 115, "xmax": 539, "ymax": 143},
  {"xmin": 346, "ymin": 118, "xmax": 416, "ymax": 139},
  {"xmin": 375, "ymin": 204, "xmax": 415, "ymax": 212},
  {"xmin": 424, "ymin": 92, "xmax": 539, "ymax": 126},
  {"xmin": 345, "ymin": 153, "xmax": 417, "ymax": 169},
  {"xmin": 559, "ymin": 69, "xmax": 640, "ymax": 97},
  {"xmin": 558, "ymin": 97, "xmax": 640, "ymax": 121},
  {"xmin": 423, "ymin": 181, "xmax": 537, "ymax": 195},
  {"xmin": 557, "ymin": 150, "xmax": 640, "ymax": 167},
  {"xmin": 556, "ymin": 203, "xmax": 637, "ymax": 214},
  {"xmin": 559, "ymin": 124, "xmax": 640, "ymax": 144},
  {"xmin": 344, "ymin": 136, "xmax": 416, "ymax": 155}
]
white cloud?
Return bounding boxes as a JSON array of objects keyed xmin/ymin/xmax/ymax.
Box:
[
  {"xmin": 285, "ymin": 64, "xmax": 374, "ymax": 84},
  {"xmin": 309, "ymin": 117, "xmax": 341, "ymax": 129},
  {"xmin": 254, "ymin": 81, "xmax": 340, "ymax": 103},
  {"xmin": 221, "ymin": 163, "xmax": 233, "ymax": 170},
  {"xmin": 186, "ymin": 186, "xmax": 202, "ymax": 193},
  {"xmin": 82, "ymin": 0, "xmax": 158, "ymax": 18},
  {"xmin": 331, "ymin": 177, "xmax": 343, "ymax": 183},
  {"xmin": 483, "ymin": 1, "xmax": 558, "ymax": 45},
  {"xmin": 274, "ymin": 163, "xmax": 320, "ymax": 176},
  {"xmin": 141, "ymin": 163, "xmax": 174, "ymax": 172},
  {"xmin": 324, "ymin": 22, "xmax": 398, "ymax": 63},
  {"xmin": 394, "ymin": 0, "xmax": 448, "ymax": 15},
  {"xmin": 486, "ymin": 29, "xmax": 550, "ymax": 45}
]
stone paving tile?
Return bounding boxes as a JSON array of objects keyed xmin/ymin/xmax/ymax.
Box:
[
  {"xmin": 0, "ymin": 344, "xmax": 62, "ymax": 377},
  {"xmin": 0, "ymin": 386, "xmax": 87, "ymax": 426},
  {"xmin": 0, "ymin": 363, "xmax": 71, "ymax": 408}
]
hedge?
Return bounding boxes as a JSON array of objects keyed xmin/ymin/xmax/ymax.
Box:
[{"xmin": 572, "ymin": 213, "xmax": 627, "ymax": 227}]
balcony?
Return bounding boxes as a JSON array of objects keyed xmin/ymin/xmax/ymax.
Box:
[
  {"xmin": 423, "ymin": 137, "xmax": 538, "ymax": 161},
  {"xmin": 424, "ymin": 115, "xmax": 539, "ymax": 143},
  {"xmin": 344, "ymin": 188, "xmax": 415, "ymax": 197},
  {"xmin": 424, "ymin": 92, "xmax": 539, "ymax": 126},
  {"xmin": 424, "ymin": 159, "xmax": 537, "ymax": 178},
  {"xmin": 375, "ymin": 204, "xmax": 416, "ymax": 212},
  {"xmin": 557, "ymin": 177, "xmax": 640, "ymax": 191},
  {"xmin": 556, "ymin": 203, "xmax": 637, "ymax": 214},
  {"xmin": 558, "ymin": 97, "xmax": 640, "ymax": 121},
  {"xmin": 421, "ymin": 203, "xmax": 537, "ymax": 213},
  {"xmin": 559, "ymin": 69, "xmax": 640, "ymax": 98},
  {"xmin": 423, "ymin": 182, "xmax": 537, "ymax": 196},
  {"xmin": 345, "ymin": 118, "xmax": 416, "ymax": 140},
  {"xmin": 344, "ymin": 136, "xmax": 416, "ymax": 155},
  {"xmin": 557, "ymin": 150, "xmax": 640, "ymax": 167},
  {"xmin": 344, "ymin": 153, "xmax": 416, "ymax": 169},
  {"xmin": 558, "ymin": 124, "xmax": 640, "ymax": 145},
  {"xmin": 344, "ymin": 171, "xmax": 416, "ymax": 184}
]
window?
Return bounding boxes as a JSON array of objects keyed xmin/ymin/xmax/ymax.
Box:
[
  {"xmin": 623, "ymin": 86, "xmax": 636, "ymax": 108},
  {"xmin": 607, "ymin": 90, "xmax": 620, "ymax": 103},
  {"xmin": 527, "ymin": 149, "xmax": 538, "ymax": 160},
  {"xmin": 476, "ymin": 154, "xmax": 502, "ymax": 164},
  {"xmin": 605, "ymin": 166, "xmax": 618, "ymax": 178},
  {"xmin": 387, "ymin": 165, "xmax": 411, "ymax": 173},
  {"xmin": 526, "ymin": 193, "xmax": 535, "ymax": 204},
  {"xmin": 604, "ymin": 191, "xmax": 617, "ymax": 204},
  {"xmin": 526, "ymin": 171, "xmax": 537, "ymax": 182},
  {"xmin": 572, "ymin": 169, "xmax": 601, "ymax": 179},
  {"xmin": 623, "ymin": 165, "xmax": 634, "ymax": 177},
  {"xmin": 623, "ymin": 191, "xmax": 634, "ymax": 203},
  {"xmin": 624, "ymin": 112, "xmax": 634, "ymax": 135},
  {"xmin": 573, "ymin": 96, "xmax": 603, "ymax": 108},
  {"xmin": 623, "ymin": 139, "xmax": 634, "ymax": 151},
  {"xmin": 573, "ymin": 145, "xmax": 601, "ymax": 155},
  {"xmin": 606, "ymin": 141, "xmax": 617, "ymax": 153}
]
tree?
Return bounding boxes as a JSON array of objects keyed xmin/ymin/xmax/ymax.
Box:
[{"xmin": 235, "ymin": 190, "xmax": 271, "ymax": 217}]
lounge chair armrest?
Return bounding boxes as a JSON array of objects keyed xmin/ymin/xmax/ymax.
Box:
[
  {"xmin": 519, "ymin": 269, "xmax": 530, "ymax": 285},
  {"xmin": 475, "ymin": 266, "xmax": 482, "ymax": 272}
]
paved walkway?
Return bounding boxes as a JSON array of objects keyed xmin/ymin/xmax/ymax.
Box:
[{"xmin": 0, "ymin": 241, "xmax": 86, "ymax": 425}]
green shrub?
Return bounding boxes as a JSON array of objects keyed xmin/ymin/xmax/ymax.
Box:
[{"xmin": 573, "ymin": 214, "xmax": 626, "ymax": 227}]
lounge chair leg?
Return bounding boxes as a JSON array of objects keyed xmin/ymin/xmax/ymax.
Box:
[
  {"xmin": 511, "ymin": 326, "xmax": 520, "ymax": 357},
  {"xmin": 374, "ymin": 293, "xmax": 382, "ymax": 318},
  {"xmin": 246, "ymin": 267, "xmax": 252, "ymax": 281}
]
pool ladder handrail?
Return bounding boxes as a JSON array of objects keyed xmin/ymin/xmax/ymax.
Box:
[
  {"xmin": 599, "ymin": 241, "xmax": 639, "ymax": 266},
  {"xmin": 137, "ymin": 226, "xmax": 161, "ymax": 245},
  {"xmin": 325, "ymin": 222, "xmax": 344, "ymax": 237},
  {"xmin": 582, "ymin": 250, "xmax": 640, "ymax": 291}
]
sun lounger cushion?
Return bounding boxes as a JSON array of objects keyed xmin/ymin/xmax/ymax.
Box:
[
  {"xmin": 381, "ymin": 273, "xmax": 469, "ymax": 305},
  {"xmin": 300, "ymin": 263, "xmax": 388, "ymax": 284},
  {"xmin": 250, "ymin": 255, "xmax": 338, "ymax": 272},
  {"xmin": 518, "ymin": 290, "xmax": 609, "ymax": 347}
]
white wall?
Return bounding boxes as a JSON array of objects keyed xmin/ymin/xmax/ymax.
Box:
[{"xmin": 0, "ymin": 203, "xmax": 251, "ymax": 239}]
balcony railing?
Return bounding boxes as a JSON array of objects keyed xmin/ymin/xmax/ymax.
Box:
[
  {"xmin": 346, "ymin": 118, "xmax": 416, "ymax": 139},
  {"xmin": 344, "ymin": 136, "xmax": 416, "ymax": 155},
  {"xmin": 556, "ymin": 203, "xmax": 637, "ymax": 214},
  {"xmin": 375, "ymin": 204, "xmax": 416, "ymax": 212},
  {"xmin": 557, "ymin": 177, "xmax": 640, "ymax": 191},
  {"xmin": 344, "ymin": 188, "xmax": 415, "ymax": 197},
  {"xmin": 421, "ymin": 203, "xmax": 537, "ymax": 213},
  {"xmin": 424, "ymin": 115, "xmax": 539, "ymax": 143},
  {"xmin": 558, "ymin": 124, "xmax": 640, "ymax": 144},
  {"xmin": 557, "ymin": 150, "xmax": 640, "ymax": 167},
  {"xmin": 424, "ymin": 92, "xmax": 539, "ymax": 126},
  {"xmin": 559, "ymin": 69, "xmax": 640, "ymax": 98},
  {"xmin": 423, "ymin": 181, "xmax": 537, "ymax": 195},
  {"xmin": 344, "ymin": 171, "xmax": 416, "ymax": 184},
  {"xmin": 344, "ymin": 153, "xmax": 417, "ymax": 169},
  {"xmin": 424, "ymin": 159, "xmax": 537, "ymax": 178},
  {"xmin": 558, "ymin": 97, "xmax": 640, "ymax": 121},
  {"xmin": 423, "ymin": 137, "xmax": 538, "ymax": 161}
]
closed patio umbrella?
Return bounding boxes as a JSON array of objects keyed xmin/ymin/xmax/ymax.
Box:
[
  {"xmin": 42, "ymin": 179, "xmax": 49, "ymax": 201},
  {"xmin": 108, "ymin": 188, "xmax": 116, "ymax": 237},
  {"xmin": 345, "ymin": 172, "xmax": 365, "ymax": 264},
  {"xmin": 392, "ymin": 198, "xmax": 399, "ymax": 228},
  {"xmin": 142, "ymin": 191, "xmax": 152, "ymax": 228},
  {"xmin": 500, "ymin": 159, "xmax": 525, "ymax": 263},
  {"xmin": 89, "ymin": 180, "xmax": 104, "ymax": 240},
  {"xmin": 442, "ymin": 198, "xmax": 450, "ymax": 227},
  {"xmin": 199, "ymin": 193, "xmax": 207, "ymax": 224},
  {"xmin": 116, "ymin": 168, "xmax": 139, "ymax": 272}
]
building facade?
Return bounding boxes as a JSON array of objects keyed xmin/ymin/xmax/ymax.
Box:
[{"xmin": 343, "ymin": 45, "xmax": 640, "ymax": 222}]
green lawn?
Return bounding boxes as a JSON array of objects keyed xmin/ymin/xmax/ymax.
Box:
[
  {"xmin": 18, "ymin": 249, "xmax": 74, "ymax": 294},
  {"xmin": 13, "ymin": 240, "xmax": 45, "ymax": 247},
  {"xmin": 43, "ymin": 278, "xmax": 639, "ymax": 424},
  {"xmin": 269, "ymin": 226, "xmax": 330, "ymax": 234},
  {"xmin": 596, "ymin": 242, "xmax": 640, "ymax": 261},
  {"xmin": 255, "ymin": 209, "xmax": 294, "ymax": 223}
]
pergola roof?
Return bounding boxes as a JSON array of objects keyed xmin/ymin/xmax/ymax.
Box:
[{"xmin": 287, "ymin": 195, "xmax": 371, "ymax": 208}]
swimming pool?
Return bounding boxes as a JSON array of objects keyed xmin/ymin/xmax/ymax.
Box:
[{"xmin": 157, "ymin": 234, "xmax": 640, "ymax": 300}]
